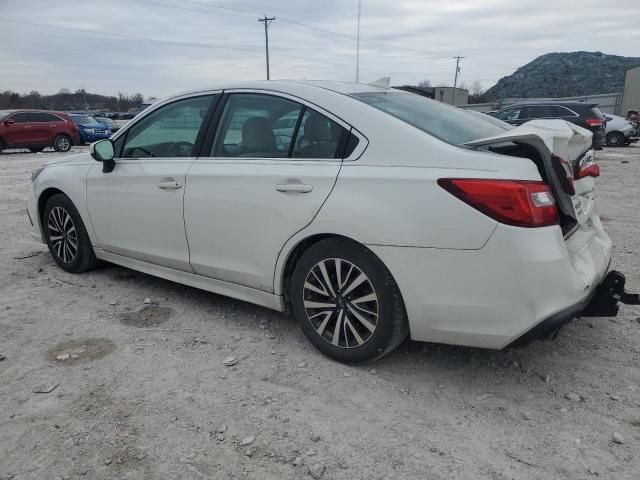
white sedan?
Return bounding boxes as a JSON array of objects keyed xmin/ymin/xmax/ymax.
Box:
[{"xmin": 27, "ymin": 80, "xmax": 634, "ymax": 362}]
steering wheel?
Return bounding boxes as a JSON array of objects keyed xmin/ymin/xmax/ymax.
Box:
[{"xmin": 167, "ymin": 141, "xmax": 194, "ymax": 157}]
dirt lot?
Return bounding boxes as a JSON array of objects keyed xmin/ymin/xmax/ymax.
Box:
[{"xmin": 1, "ymin": 145, "xmax": 639, "ymax": 480}]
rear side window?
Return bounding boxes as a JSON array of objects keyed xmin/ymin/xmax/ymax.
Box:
[
  {"xmin": 523, "ymin": 105, "xmax": 555, "ymax": 118},
  {"xmin": 353, "ymin": 92, "xmax": 506, "ymax": 145},
  {"xmin": 31, "ymin": 112, "xmax": 62, "ymax": 123},
  {"xmin": 550, "ymin": 106, "xmax": 575, "ymax": 118}
]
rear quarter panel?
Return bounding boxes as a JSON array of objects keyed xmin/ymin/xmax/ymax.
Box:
[{"xmin": 273, "ymin": 129, "xmax": 543, "ymax": 294}]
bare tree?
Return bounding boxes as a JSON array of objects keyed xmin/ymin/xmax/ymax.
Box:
[
  {"xmin": 417, "ymin": 79, "xmax": 431, "ymax": 88},
  {"xmin": 468, "ymin": 81, "xmax": 487, "ymax": 104},
  {"xmin": 470, "ymin": 81, "xmax": 484, "ymax": 96}
]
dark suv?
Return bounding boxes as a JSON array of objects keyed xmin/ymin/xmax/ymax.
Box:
[
  {"xmin": 491, "ymin": 102, "xmax": 606, "ymax": 149},
  {"xmin": 0, "ymin": 109, "xmax": 80, "ymax": 153}
]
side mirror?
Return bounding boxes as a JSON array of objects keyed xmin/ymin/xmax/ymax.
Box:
[
  {"xmin": 90, "ymin": 139, "xmax": 116, "ymax": 173},
  {"xmin": 4, "ymin": 119, "xmax": 15, "ymax": 126}
]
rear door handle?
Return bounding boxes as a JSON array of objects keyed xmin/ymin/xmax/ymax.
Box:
[
  {"xmin": 158, "ymin": 181, "xmax": 183, "ymax": 190},
  {"xmin": 275, "ymin": 183, "xmax": 313, "ymax": 193}
]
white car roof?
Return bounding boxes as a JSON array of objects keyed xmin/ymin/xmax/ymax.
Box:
[{"xmin": 166, "ymin": 80, "xmax": 392, "ymax": 101}]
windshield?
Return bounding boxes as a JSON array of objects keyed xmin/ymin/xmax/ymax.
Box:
[
  {"xmin": 0, "ymin": 111, "xmax": 13, "ymax": 121},
  {"xmin": 351, "ymin": 92, "xmax": 508, "ymax": 145},
  {"xmin": 72, "ymin": 115, "xmax": 101, "ymax": 125}
]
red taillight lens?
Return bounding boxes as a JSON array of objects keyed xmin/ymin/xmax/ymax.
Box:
[
  {"xmin": 438, "ymin": 179, "xmax": 559, "ymax": 228},
  {"xmin": 585, "ymin": 118, "xmax": 604, "ymax": 127},
  {"xmin": 576, "ymin": 162, "xmax": 600, "ymax": 179}
]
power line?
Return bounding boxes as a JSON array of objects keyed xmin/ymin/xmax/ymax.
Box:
[{"xmin": 258, "ymin": 15, "xmax": 276, "ymax": 80}]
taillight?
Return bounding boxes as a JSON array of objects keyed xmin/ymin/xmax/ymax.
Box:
[
  {"xmin": 585, "ymin": 118, "xmax": 604, "ymax": 127},
  {"xmin": 551, "ymin": 154, "xmax": 575, "ymax": 195},
  {"xmin": 438, "ymin": 179, "xmax": 559, "ymax": 228},
  {"xmin": 575, "ymin": 151, "xmax": 600, "ymax": 179}
]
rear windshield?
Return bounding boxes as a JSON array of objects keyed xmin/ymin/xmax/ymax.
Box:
[{"xmin": 351, "ymin": 92, "xmax": 507, "ymax": 145}]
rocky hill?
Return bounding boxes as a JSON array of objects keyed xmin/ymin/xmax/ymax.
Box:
[{"xmin": 485, "ymin": 51, "xmax": 640, "ymax": 100}]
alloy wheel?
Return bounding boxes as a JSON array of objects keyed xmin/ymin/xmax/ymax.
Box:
[
  {"xmin": 303, "ymin": 258, "xmax": 379, "ymax": 348},
  {"xmin": 56, "ymin": 136, "xmax": 70, "ymax": 151},
  {"xmin": 47, "ymin": 206, "xmax": 78, "ymax": 263}
]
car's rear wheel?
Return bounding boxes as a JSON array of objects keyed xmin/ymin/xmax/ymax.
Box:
[
  {"xmin": 290, "ymin": 238, "xmax": 408, "ymax": 363},
  {"xmin": 43, "ymin": 194, "xmax": 98, "ymax": 273},
  {"xmin": 606, "ymin": 131, "xmax": 625, "ymax": 147},
  {"xmin": 53, "ymin": 134, "xmax": 72, "ymax": 152}
]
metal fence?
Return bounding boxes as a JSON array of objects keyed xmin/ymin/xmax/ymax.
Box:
[{"xmin": 461, "ymin": 93, "xmax": 623, "ymax": 115}]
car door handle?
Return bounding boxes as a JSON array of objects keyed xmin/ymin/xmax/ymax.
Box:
[
  {"xmin": 275, "ymin": 183, "xmax": 313, "ymax": 193},
  {"xmin": 158, "ymin": 181, "xmax": 183, "ymax": 190}
]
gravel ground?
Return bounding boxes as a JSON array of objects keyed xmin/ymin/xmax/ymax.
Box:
[{"xmin": 1, "ymin": 144, "xmax": 639, "ymax": 480}]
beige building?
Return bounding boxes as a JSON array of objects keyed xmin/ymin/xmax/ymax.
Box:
[
  {"xmin": 433, "ymin": 87, "xmax": 469, "ymax": 106},
  {"xmin": 620, "ymin": 66, "xmax": 640, "ymax": 115}
]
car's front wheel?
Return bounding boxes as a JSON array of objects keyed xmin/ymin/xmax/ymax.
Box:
[
  {"xmin": 43, "ymin": 194, "xmax": 98, "ymax": 273},
  {"xmin": 290, "ymin": 238, "xmax": 408, "ymax": 363},
  {"xmin": 53, "ymin": 134, "xmax": 72, "ymax": 152},
  {"xmin": 606, "ymin": 131, "xmax": 625, "ymax": 147}
]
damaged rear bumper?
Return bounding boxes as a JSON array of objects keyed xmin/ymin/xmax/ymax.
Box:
[{"xmin": 508, "ymin": 270, "xmax": 639, "ymax": 348}]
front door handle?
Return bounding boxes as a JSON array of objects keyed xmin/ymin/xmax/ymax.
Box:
[
  {"xmin": 275, "ymin": 183, "xmax": 313, "ymax": 193},
  {"xmin": 158, "ymin": 181, "xmax": 183, "ymax": 190}
]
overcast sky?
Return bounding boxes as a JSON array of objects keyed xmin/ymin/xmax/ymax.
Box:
[{"xmin": 1, "ymin": 0, "xmax": 639, "ymax": 98}]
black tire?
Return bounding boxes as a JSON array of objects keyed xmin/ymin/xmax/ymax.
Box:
[
  {"xmin": 53, "ymin": 134, "xmax": 72, "ymax": 152},
  {"xmin": 606, "ymin": 131, "xmax": 625, "ymax": 147},
  {"xmin": 30, "ymin": 147, "xmax": 44, "ymax": 153},
  {"xmin": 290, "ymin": 238, "xmax": 409, "ymax": 363},
  {"xmin": 43, "ymin": 194, "xmax": 98, "ymax": 273}
]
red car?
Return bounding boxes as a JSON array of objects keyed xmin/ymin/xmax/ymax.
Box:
[{"xmin": 0, "ymin": 109, "xmax": 81, "ymax": 153}]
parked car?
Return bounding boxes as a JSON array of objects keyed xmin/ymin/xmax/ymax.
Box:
[
  {"xmin": 626, "ymin": 109, "xmax": 639, "ymax": 137},
  {"xmin": 492, "ymin": 102, "xmax": 607, "ymax": 149},
  {"xmin": 69, "ymin": 114, "xmax": 111, "ymax": 144},
  {"xmin": 0, "ymin": 109, "xmax": 80, "ymax": 153},
  {"xmin": 95, "ymin": 116, "xmax": 120, "ymax": 134},
  {"xmin": 603, "ymin": 113, "xmax": 637, "ymax": 147},
  {"xmin": 27, "ymin": 81, "xmax": 637, "ymax": 363}
]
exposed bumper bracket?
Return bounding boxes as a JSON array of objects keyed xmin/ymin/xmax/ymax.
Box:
[
  {"xmin": 508, "ymin": 270, "xmax": 638, "ymax": 348},
  {"xmin": 581, "ymin": 270, "xmax": 640, "ymax": 317}
]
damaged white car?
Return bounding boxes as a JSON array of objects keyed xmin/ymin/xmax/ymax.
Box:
[{"xmin": 27, "ymin": 81, "xmax": 639, "ymax": 362}]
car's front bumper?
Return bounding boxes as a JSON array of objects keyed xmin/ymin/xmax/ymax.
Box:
[
  {"xmin": 80, "ymin": 131, "xmax": 111, "ymax": 142},
  {"xmin": 369, "ymin": 219, "xmax": 612, "ymax": 349}
]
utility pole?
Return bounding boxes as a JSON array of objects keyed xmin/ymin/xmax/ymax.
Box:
[
  {"xmin": 355, "ymin": 0, "xmax": 361, "ymax": 83},
  {"xmin": 258, "ymin": 15, "xmax": 276, "ymax": 80},
  {"xmin": 452, "ymin": 55, "xmax": 464, "ymax": 105}
]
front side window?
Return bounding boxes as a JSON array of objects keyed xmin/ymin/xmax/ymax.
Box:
[
  {"xmin": 9, "ymin": 112, "xmax": 32, "ymax": 123},
  {"xmin": 352, "ymin": 92, "xmax": 507, "ymax": 145},
  {"xmin": 121, "ymin": 95, "xmax": 214, "ymax": 158},
  {"xmin": 211, "ymin": 93, "xmax": 350, "ymax": 159}
]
